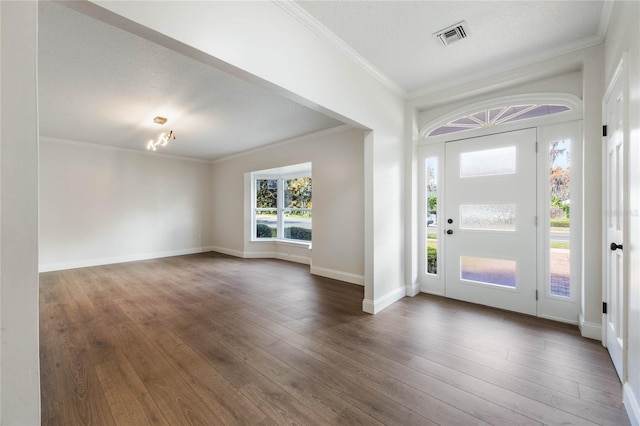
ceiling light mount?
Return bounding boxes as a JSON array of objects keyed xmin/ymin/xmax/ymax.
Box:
[
  {"xmin": 153, "ymin": 116, "xmax": 167, "ymax": 125},
  {"xmin": 433, "ymin": 21, "xmax": 469, "ymax": 46}
]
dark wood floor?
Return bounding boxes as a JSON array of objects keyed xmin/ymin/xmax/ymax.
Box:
[{"xmin": 40, "ymin": 252, "xmax": 630, "ymax": 425}]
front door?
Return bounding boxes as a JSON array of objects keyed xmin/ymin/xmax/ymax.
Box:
[
  {"xmin": 604, "ymin": 64, "xmax": 626, "ymax": 382},
  {"xmin": 444, "ymin": 128, "xmax": 538, "ymax": 315}
]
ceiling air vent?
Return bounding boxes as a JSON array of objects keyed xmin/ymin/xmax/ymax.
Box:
[{"xmin": 434, "ymin": 21, "xmax": 469, "ymax": 46}]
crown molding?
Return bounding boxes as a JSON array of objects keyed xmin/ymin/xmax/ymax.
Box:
[
  {"xmin": 274, "ymin": 0, "xmax": 407, "ymax": 99},
  {"xmin": 408, "ymin": 32, "xmax": 605, "ymax": 101},
  {"xmin": 212, "ymin": 124, "xmax": 354, "ymax": 164},
  {"xmin": 39, "ymin": 136, "xmax": 214, "ymax": 164},
  {"xmin": 598, "ymin": 1, "xmax": 614, "ymax": 42}
]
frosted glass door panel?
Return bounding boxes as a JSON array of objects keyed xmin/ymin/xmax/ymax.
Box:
[
  {"xmin": 460, "ymin": 204, "xmax": 516, "ymax": 231},
  {"xmin": 460, "ymin": 256, "xmax": 516, "ymax": 288},
  {"xmin": 460, "ymin": 146, "xmax": 516, "ymax": 177}
]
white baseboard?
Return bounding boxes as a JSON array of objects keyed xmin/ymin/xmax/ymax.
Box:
[
  {"xmin": 419, "ymin": 287, "xmax": 446, "ymax": 297},
  {"xmin": 208, "ymin": 245, "xmax": 244, "ymax": 258},
  {"xmin": 211, "ymin": 247, "xmax": 310, "ymax": 265},
  {"xmin": 362, "ymin": 286, "xmax": 405, "ymax": 314},
  {"xmin": 274, "ymin": 252, "xmax": 310, "ymax": 265},
  {"xmin": 625, "ymin": 383, "xmax": 640, "ymax": 426},
  {"xmin": 405, "ymin": 281, "xmax": 420, "ymax": 297},
  {"xmin": 310, "ymin": 266, "xmax": 364, "ymax": 286},
  {"xmin": 579, "ymin": 313, "xmax": 603, "ymax": 341},
  {"xmin": 39, "ymin": 246, "xmax": 215, "ymax": 272},
  {"xmin": 539, "ymin": 314, "xmax": 578, "ymax": 326},
  {"xmin": 241, "ymin": 250, "xmax": 276, "ymax": 259}
]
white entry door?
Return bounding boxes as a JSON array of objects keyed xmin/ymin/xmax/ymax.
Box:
[
  {"xmin": 444, "ymin": 128, "xmax": 538, "ymax": 315},
  {"xmin": 604, "ymin": 64, "xmax": 626, "ymax": 382}
]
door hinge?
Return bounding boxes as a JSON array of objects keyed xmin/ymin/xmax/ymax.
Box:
[
  {"xmin": 535, "ymin": 290, "xmax": 538, "ymax": 301},
  {"xmin": 603, "ymin": 302, "xmax": 608, "ymax": 314},
  {"xmin": 535, "ymin": 216, "xmax": 538, "ymax": 226},
  {"xmin": 603, "ymin": 125, "xmax": 608, "ymax": 137},
  {"xmin": 535, "ymin": 142, "xmax": 538, "ymax": 153}
]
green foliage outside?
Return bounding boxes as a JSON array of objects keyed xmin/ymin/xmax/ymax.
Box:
[
  {"xmin": 256, "ymin": 224, "xmax": 276, "ymax": 238},
  {"xmin": 552, "ymin": 196, "xmax": 570, "ymax": 218},
  {"xmin": 284, "ymin": 227, "xmax": 312, "ymax": 241},
  {"xmin": 256, "ymin": 224, "xmax": 311, "ymax": 241},
  {"xmin": 551, "ymin": 241, "xmax": 570, "ymax": 250},
  {"xmin": 256, "ymin": 180, "xmax": 278, "ymax": 208},
  {"xmin": 285, "ymin": 177, "xmax": 312, "ymax": 214},
  {"xmin": 428, "ymin": 196, "xmax": 437, "ymax": 213},
  {"xmin": 551, "ymin": 218, "xmax": 570, "ymax": 228},
  {"xmin": 256, "ymin": 177, "xmax": 312, "ymax": 217},
  {"xmin": 427, "ymin": 246, "xmax": 437, "ymax": 274}
]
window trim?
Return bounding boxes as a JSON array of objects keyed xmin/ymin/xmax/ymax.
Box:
[
  {"xmin": 251, "ymin": 168, "xmax": 312, "ymax": 244},
  {"xmin": 419, "ymin": 93, "xmax": 582, "ymax": 145}
]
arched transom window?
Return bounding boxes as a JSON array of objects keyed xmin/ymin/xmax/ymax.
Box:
[{"xmin": 427, "ymin": 103, "xmax": 571, "ymax": 137}]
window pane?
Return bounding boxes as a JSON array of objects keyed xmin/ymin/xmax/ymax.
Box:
[
  {"xmin": 284, "ymin": 210, "xmax": 312, "ymax": 241},
  {"xmin": 503, "ymin": 105, "xmax": 570, "ymax": 123},
  {"xmin": 426, "ymin": 156, "xmax": 438, "ymax": 275},
  {"xmin": 488, "ymin": 107, "xmax": 504, "ymax": 122},
  {"xmin": 460, "ymin": 204, "xmax": 516, "ymax": 231},
  {"xmin": 460, "ymin": 256, "xmax": 516, "ymax": 288},
  {"xmin": 495, "ymin": 105, "xmax": 535, "ymax": 123},
  {"xmin": 255, "ymin": 210, "xmax": 277, "ymax": 238},
  {"xmin": 549, "ymin": 139, "xmax": 571, "ymax": 297},
  {"xmin": 471, "ymin": 111, "xmax": 487, "ymax": 123},
  {"xmin": 460, "ymin": 146, "xmax": 516, "ymax": 177},
  {"xmin": 428, "ymin": 126, "xmax": 468, "ymax": 137},
  {"xmin": 427, "ymin": 104, "xmax": 572, "ymax": 139},
  {"xmin": 256, "ymin": 179, "xmax": 278, "ymax": 208},
  {"xmin": 285, "ymin": 178, "xmax": 312, "ymax": 209},
  {"xmin": 451, "ymin": 116, "xmax": 478, "ymax": 125}
]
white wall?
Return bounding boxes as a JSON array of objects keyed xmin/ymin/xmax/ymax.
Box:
[
  {"xmin": 88, "ymin": 0, "xmax": 406, "ymax": 314},
  {"xmin": 604, "ymin": 1, "xmax": 640, "ymax": 424},
  {"xmin": 0, "ymin": 1, "xmax": 41, "ymax": 424},
  {"xmin": 39, "ymin": 138, "xmax": 213, "ymax": 271},
  {"xmin": 406, "ymin": 45, "xmax": 605, "ymax": 339},
  {"xmin": 211, "ymin": 126, "xmax": 365, "ymax": 285}
]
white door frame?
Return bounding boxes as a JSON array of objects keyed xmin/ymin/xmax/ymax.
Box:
[
  {"xmin": 417, "ymin": 94, "xmax": 583, "ymax": 323},
  {"xmin": 602, "ymin": 54, "xmax": 629, "ymax": 382}
]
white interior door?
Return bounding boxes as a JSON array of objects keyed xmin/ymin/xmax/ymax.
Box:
[
  {"xmin": 604, "ymin": 66, "xmax": 625, "ymax": 382},
  {"xmin": 444, "ymin": 128, "xmax": 537, "ymax": 315}
]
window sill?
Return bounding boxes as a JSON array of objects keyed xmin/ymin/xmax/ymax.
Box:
[{"xmin": 251, "ymin": 239, "xmax": 311, "ymax": 249}]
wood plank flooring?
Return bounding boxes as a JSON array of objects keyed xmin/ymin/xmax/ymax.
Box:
[{"xmin": 40, "ymin": 252, "xmax": 630, "ymax": 425}]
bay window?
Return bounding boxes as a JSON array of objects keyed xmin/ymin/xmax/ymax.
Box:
[{"xmin": 253, "ymin": 165, "xmax": 312, "ymax": 242}]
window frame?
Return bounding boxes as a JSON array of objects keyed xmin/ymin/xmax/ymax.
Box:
[
  {"xmin": 252, "ymin": 170, "xmax": 312, "ymax": 244},
  {"xmin": 419, "ymin": 93, "xmax": 582, "ymax": 146}
]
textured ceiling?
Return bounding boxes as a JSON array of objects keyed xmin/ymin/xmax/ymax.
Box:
[
  {"xmin": 38, "ymin": 1, "xmax": 344, "ymax": 161},
  {"xmin": 39, "ymin": 1, "xmax": 606, "ymax": 161},
  {"xmin": 294, "ymin": 1, "xmax": 605, "ymax": 96}
]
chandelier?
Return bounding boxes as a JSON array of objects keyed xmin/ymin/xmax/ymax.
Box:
[{"xmin": 147, "ymin": 116, "xmax": 175, "ymax": 151}]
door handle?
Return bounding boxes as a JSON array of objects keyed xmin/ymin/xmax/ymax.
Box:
[
  {"xmin": 610, "ymin": 242, "xmax": 623, "ymax": 251},
  {"xmin": 446, "ymin": 229, "xmax": 454, "ymax": 235}
]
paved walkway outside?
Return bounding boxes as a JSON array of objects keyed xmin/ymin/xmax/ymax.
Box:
[{"xmin": 551, "ymin": 248, "xmax": 570, "ymax": 297}]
